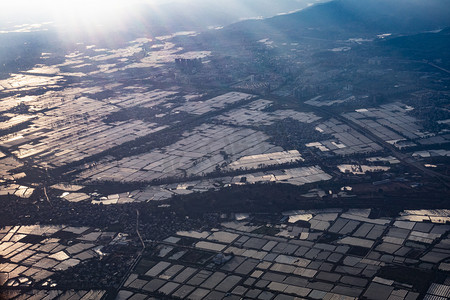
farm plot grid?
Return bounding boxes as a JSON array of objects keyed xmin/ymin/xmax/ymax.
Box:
[
  {"xmin": 90, "ymin": 165, "xmax": 331, "ymax": 203},
  {"xmin": 215, "ymin": 99, "xmax": 321, "ymax": 127},
  {"xmin": 0, "ymin": 95, "xmax": 167, "ymax": 167},
  {"xmin": 76, "ymin": 123, "xmax": 284, "ymax": 183},
  {"xmin": 0, "ymin": 225, "xmax": 123, "ymax": 289},
  {"xmin": 342, "ymin": 103, "xmax": 450, "ymax": 148},
  {"xmin": 117, "ymin": 208, "xmax": 450, "ymax": 300},
  {"xmin": 307, "ymin": 119, "xmax": 383, "ymax": 155}
]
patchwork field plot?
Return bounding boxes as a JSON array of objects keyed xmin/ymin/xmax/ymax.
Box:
[
  {"xmin": 307, "ymin": 118, "xmax": 383, "ymax": 155},
  {"xmin": 77, "ymin": 123, "xmax": 284, "ymax": 182},
  {"xmin": 117, "ymin": 208, "xmax": 450, "ymax": 300},
  {"xmin": 175, "ymin": 92, "xmax": 256, "ymax": 115},
  {"xmin": 215, "ymin": 99, "xmax": 321, "ymax": 126},
  {"xmin": 343, "ymin": 103, "xmax": 450, "ymax": 149},
  {"xmin": 0, "ymin": 225, "xmax": 123, "ymax": 288},
  {"xmin": 91, "ymin": 166, "xmax": 332, "ymax": 203}
]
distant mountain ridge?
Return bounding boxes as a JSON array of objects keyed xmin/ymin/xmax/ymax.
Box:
[
  {"xmin": 222, "ymin": 0, "xmax": 450, "ymax": 40},
  {"xmin": 381, "ymin": 27, "xmax": 450, "ymax": 68},
  {"xmin": 0, "ymin": 0, "xmax": 324, "ymax": 36}
]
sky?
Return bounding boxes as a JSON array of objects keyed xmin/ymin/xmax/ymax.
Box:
[
  {"xmin": 0, "ymin": 0, "xmax": 326, "ymax": 39},
  {"xmin": 2, "ymin": 0, "xmax": 142, "ymax": 21},
  {"xmin": 0, "ymin": 0, "xmax": 160, "ymax": 34},
  {"xmin": 1, "ymin": 0, "xmax": 322, "ymax": 23}
]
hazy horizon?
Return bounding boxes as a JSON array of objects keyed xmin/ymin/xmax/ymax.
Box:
[{"xmin": 0, "ymin": 0, "xmax": 326, "ymax": 32}]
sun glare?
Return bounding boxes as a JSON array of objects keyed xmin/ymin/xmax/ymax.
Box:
[
  {"xmin": 1, "ymin": 0, "xmax": 163, "ymax": 39},
  {"xmin": 5, "ymin": 0, "xmax": 153, "ymax": 26},
  {"xmin": 50, "ymin": 0, "xmax": 129, "ymax": 24}
]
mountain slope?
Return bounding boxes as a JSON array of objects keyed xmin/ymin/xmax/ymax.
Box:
[
  {"xmin": 221, "ymin": 0, "xmax": 450, "ymax": 40},
  {"xmin": 381, "ymin": 27, "xmax": 450, "ymax": 68}
]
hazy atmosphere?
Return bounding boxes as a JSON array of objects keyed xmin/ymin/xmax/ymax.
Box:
[{"xmin": 0, "ymin": 0, "xmax": 449, "ymax": 299}]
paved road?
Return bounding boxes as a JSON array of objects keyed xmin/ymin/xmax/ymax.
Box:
[
  {"xmin": 427, "ymin": 62, "xmax": 450, "ymax": 75},
  {"xmin": 114, "ymin": 209, "xmax": 146, "ymax": 298}
]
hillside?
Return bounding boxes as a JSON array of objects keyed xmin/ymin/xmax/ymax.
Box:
[
  {"xmin": 382, "ymin": 28, "xmax": 450, "ymax": 68},
  {"xmin": 220, "ymin": 0, "xmax": 450, "ymax": 41}
]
